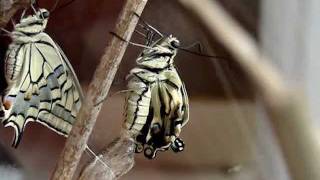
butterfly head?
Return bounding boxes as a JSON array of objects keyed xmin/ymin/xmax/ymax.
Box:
[
  {"xmin": 155, "ymin": 35, "xmax": 180, "ymax": 50},
  {"xmin": 13, "ymin": 8, "xmax": 50, "ymax": 36},
  {"xmin": 136, "ymin": 35, "xmax": 180, "ymax": 69}
]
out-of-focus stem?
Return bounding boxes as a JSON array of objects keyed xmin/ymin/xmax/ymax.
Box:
[
  {"xmin": 0, "ymin": 0, "xmax": 30, "ymax": 28},
  {"xmin": 178, "ymin": 0, "xmax": 320, "ymax": 180}
]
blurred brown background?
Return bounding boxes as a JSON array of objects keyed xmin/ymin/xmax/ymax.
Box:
[{"xmin": 0, "ymin": 0, "xmax": 265, "ymax": 179}]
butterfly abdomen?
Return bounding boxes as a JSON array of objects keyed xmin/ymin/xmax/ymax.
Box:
[
  {"xmin": 124, "ymin": 71, "xmax": 153, "ymax": 133},
  {"xmin": 5, "ymin": 43, "xmax": 26, "ymax": 84}
]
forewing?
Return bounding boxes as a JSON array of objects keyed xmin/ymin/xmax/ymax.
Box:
[{"xmin": 142, "ymin": 69, "xmax": 189, "ymax": 158}]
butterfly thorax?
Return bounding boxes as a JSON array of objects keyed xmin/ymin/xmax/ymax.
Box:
[
  {"xmin": 128, "ymin": 66, "xmax": 180, "ymax": 86},
  {"xmin": 11, "ymin": 30, "xmax": 46, "ymax": 43},
  {"xmin": 11, "ymin": 8, "xmax": 49, "ymax": 43},
  {"xmin": 136, "ymin": 35, "xmax": 179, "ymax": 70},
  {"xmin": 5, "ymin": 9, "xmax": 50, "ymax": 83},
  {"xmin": 5, "ymin": 32, "xmax": 51, "ymax": 87}
]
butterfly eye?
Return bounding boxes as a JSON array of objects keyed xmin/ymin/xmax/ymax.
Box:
[
  {"xmin": 41, "ymin": 11, "xmax": 50, "ymax": 19},
  {"xmin": 171, "ymin": 40, "xmax": 180, "ymax": 48}
]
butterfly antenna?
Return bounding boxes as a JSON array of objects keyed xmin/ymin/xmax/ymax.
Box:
[
  {"xmin": 110, "ymin": 32, "xmax": 155, "ymax": 50},
  {"xmin": 30, "ymin": 3, "xmax": 38, "ymax": 14},
  {"xmin": 0, "ymin": 28, "xmax": 12, "ymax": 36},
  {"xmin": 178, "ymin": 47, "xmax": 228, "ymax": 59},
  {"xmin": 134, "ymin": 29, "xmax": 147, "ymax": 38},
  {"xmin": 20, "ymin": 9, "xmax": 27, "ymax": 20},
  {"xmin": 10, "ymin": 18, "xmax": 16, "ymax": 26},
  {"xmin": 181, "ymin": 41, "xmax": 203, "ymax": 52},
  {"xmin": 52, "ymin": 0, "xmax": 77, "ymax": 14},
  {"xmin": 177, "ymin": 41, "xmax": 228, "ymax": 59},
  {"xmin": 50, "ymin": 0, "xmax": 61, "ymax": 12},
  {"xmin": 134, "ymin": 24, "xmax": 157, "ymax": 45},
  {"xmin": 146, "ymin": 30, "xmax": 157, "ymax": 46},
  {"xmin": 133, "ymin": 12, "xmax": 164, "ymax": 37}
]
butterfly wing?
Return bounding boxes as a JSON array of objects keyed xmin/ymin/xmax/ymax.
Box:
[
  {"xmin": 180, "ymin": 82, "xmax": 189, "ymax": 127},
  {"xmin": 126, "ymin": 68, "xmax": 189, "ymax": 159},
  {"xmin": 142, "ymin": 69, "xmax": 189, "ymax": 158},
  {"xmin": 35, "ymin": 35, "xmax": 82, "ymax": 134},
  {"xmin": 3, "ymin": 33, "xmax": 82, "ymax": 147},
  {"xmin": 54, "ymin": 42, "xmax": 84, "ymax": 100}
]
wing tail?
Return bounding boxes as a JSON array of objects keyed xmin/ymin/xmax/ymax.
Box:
[{"xmin": 3, "ymin": 114, "xmax": 25, "ymax": 148}]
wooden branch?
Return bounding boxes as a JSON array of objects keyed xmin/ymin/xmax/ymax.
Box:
[
  {"xmin": 51, "ymin": 0, "xmax": 148, "ymax": 179},
  {"xmin": 0, "ymin": 0, "xmax": 30, "ymax": 28},
  {"xmin": 178, "ymin": 0, "xmax": 320, "ymax": 180}
]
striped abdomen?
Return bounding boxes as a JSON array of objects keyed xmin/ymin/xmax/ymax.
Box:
[
  {"xmin": 5, "ymin": 43, "xmax": 25, "ymax": 83},
  {"xmin": 124, "ymin": 73, "xmax": 152, "ymax": 133}
]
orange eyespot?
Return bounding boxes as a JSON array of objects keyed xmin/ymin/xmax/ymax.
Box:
[{"xmin": 3, "ymin": 100, "xmax": 12, "ymax": 110}]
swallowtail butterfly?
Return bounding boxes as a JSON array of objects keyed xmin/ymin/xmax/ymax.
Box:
[
  {"xmin": 2, "ymin": 8, "xmax": 83, "ymax": 147},
  {"xmin": 124, "ymin": 33, "xmax": 189, "ymax": 159}
]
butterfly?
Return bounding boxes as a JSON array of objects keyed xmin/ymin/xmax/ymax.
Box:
[
  {"xmin": 123, "ymin": 34, "xmax": 189, "ymax": 159},
  {"xmin": 2, "ymin": 8, "xmax": 83, "ymax": 147}
]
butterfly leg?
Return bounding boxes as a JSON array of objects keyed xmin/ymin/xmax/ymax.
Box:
[
  {"xmin": 132, "ymin": 12, "xmax": 164, "ymax": 37},
  {"xmin": 0, "ymin": 28, "xmax": 12, "ymax": 36}
]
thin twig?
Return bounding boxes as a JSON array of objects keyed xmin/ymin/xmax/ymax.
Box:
[
  {"xmin": 178, "ymin": 0, "xmax": 320, "ymax": 180},
  {"xmin": 51, "ymin": 0, "xmax": 148, "ymax": 179},
  {"xmin": 0, "ymin": 0, "xmax": 30, "ymax": 28}
]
